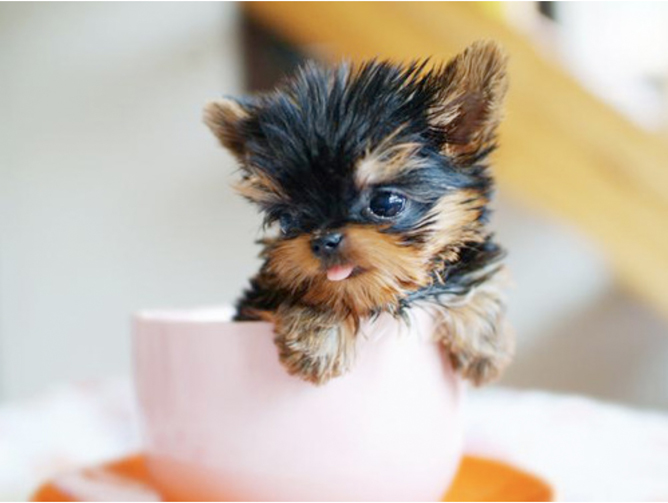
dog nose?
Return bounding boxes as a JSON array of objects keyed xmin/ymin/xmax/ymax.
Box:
[{"xmin": 311, "ymin": 232, "xmax": 344, "ymax": 257}]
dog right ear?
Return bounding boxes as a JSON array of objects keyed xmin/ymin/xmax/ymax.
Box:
[
  {"xmin": 203, "ymin": 97, "xmax": 254, "ymax": 159},
  {"xmin": 429, "ymin": 41, "xmax": 508, "ymax": 167}
]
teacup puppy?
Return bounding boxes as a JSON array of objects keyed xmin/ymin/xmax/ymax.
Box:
[{"xmin": 205, "ymin": 41, "xmax": 514, "ymax": 385}]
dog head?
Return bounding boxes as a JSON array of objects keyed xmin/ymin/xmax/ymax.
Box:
[{"xmin": 205, "ymin": 41, "xmax": 508, "ymax": 317}]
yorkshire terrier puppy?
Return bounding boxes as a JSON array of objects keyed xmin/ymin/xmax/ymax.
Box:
[{"xmin": 204, "ymin": 41, "xmax": 513, "ymax": 386}]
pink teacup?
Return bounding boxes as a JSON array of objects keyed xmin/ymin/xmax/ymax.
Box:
[{"xmin": 134, "ymin": 306, "xmax": 464, "ymax": 501}]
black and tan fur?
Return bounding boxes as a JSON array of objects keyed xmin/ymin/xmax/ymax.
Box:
[{"xmin": 204, "ymin": 41, "xmax": 514, "ymax": 385}]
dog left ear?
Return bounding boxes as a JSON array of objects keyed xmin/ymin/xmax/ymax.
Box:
[
  {"xmin": 203, "ymin": 97, "xmax": 254, "ymax": 159},
  {"xmin": 430, "ymin": 41, "xmax": 508, "ymax": 166}
]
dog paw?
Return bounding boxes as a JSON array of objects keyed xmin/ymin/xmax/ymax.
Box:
[
  {"xmin": 449, "ymin": 348, "xmax": 511, "ymax": 386},
  {"xmin": 274, "ymin": 320, "xmax": 356, "ymax": 385}
]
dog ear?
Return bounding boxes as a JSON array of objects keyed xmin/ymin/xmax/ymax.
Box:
[
  {"xmin": 430, "ymin": 41, "xmax": 508, "ymax": 166},
  {"xmin": 203, "ymin": 97, "xmax": 254, "ymax": 159}
]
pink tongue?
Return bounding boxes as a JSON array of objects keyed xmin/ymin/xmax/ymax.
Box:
[{"xmin": 326, "ymin": 264, "xmax": 355, "ymax": 281}]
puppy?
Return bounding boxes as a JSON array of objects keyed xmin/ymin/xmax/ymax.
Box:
[{"xmin": 204, "ymin": 41, "xmax": 513, "ymax": 386}]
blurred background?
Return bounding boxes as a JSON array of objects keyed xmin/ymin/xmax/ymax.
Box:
[{"xmin": 2, "ymin": 1, "xmax": 668, "ymax": 497}]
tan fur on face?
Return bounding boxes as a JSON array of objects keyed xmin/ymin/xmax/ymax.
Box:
[
  {"xmin": 265, "ymin": 226, "xmax": 432, "ymax": 317},
  {"xmin": 264, "ymin": 183, "xmax": 489, "ymax": 316},
  {"xmin": 264, "ymin": 234, "xmax": 323, "ymax": 294},
  {"xmin": 355, "ymin": 129, "xmax": 428, "ymax": 188},
  {"xmin": 417, "ymin": 189, "xmax": 488, "ymax": 265}
]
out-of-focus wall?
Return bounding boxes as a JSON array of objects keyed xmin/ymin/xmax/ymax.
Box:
[
  {"xmin": 0, "ymin": 3, "xmax": 259, "ymax": 400},
  {"xmin": 556, "ymin": 2, "xmax": 668, "ymax": 131}
]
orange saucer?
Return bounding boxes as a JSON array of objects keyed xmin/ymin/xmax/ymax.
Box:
[{"xmin": 32, "ymin": 454, "xmax": 553, "ymax": 502}]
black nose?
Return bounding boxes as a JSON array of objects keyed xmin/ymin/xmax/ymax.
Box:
[{"xmin": 311, "ymin": 232, "xmax": 344, "ymax": 257}]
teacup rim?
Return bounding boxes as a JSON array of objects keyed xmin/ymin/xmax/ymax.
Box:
[{"xmin": 133, "ymin": 305, "xmax": 265, "ymax": 325}]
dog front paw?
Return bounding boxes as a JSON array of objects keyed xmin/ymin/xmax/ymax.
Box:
[
  {"xmin": 276, "ymin": 327, "xmax": 346, "ymax": 385},
  {"xmin": 449, "ymin": 348, "xmax": 510, "ymax": 386},
  {"xmin": 273, "ymin": 309, "xmax": 356, "ymax": 385}
]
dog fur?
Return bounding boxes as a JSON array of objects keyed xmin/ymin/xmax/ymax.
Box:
[{"xmin": 204, "ymin": 41, "xmax": 513, "ymax": 385}]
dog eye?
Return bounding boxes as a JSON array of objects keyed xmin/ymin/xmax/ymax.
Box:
[
  {"xmin": 369, "ymin": 191, "xmax": 406, "ymax": 218},
  {"xmin": 279, "ymin": 212, "xmax": 298, "ymax": 234}
]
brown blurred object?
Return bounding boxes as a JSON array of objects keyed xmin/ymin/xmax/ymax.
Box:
[{"xmin": 242, "ymin": 2, "xmax": 668, "ymax": 320}]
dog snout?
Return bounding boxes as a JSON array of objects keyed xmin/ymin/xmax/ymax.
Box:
[{"xmin": 311, "ymin": 232, "xmax": 344, "ymax": 258}]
